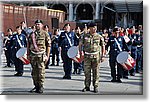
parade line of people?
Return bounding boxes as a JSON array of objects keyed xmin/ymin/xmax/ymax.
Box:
[{"xmin": 2, "ymin": 19, "xmax": 143, "ymax": 93}]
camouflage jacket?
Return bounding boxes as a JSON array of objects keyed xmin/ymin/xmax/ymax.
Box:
[
  {"xmin": 28, "ymin": 30, "xmax": 51, "ymax": 55},
  {"xmin": 80, "ymin": 33, "xmax": 105, "ymax": 54}
]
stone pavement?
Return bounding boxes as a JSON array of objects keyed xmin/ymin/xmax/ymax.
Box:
[{"xmin": 0, "ymin": 53, "xmax": 143, "ymax": 95}]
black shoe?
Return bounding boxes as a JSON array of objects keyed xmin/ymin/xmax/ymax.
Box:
[
  {"xmin": 130, "ymin": 73, "xmax": 135, "ymax": 76},
  {"xmin": 50, "ymin": 64, "xmax": 55, "ymax": 66},
  {"xmin": 8, "ymin": 65, "xmax": 11, "ymax": 67},
  {"xmin": 3, "ymin": 65, "xmax": 8, "ymax": 68},
  {"xmin": 123, "ymin": 76, "xmax": 128, "ymax": 79},
  {"xmin": 63, "ymin": 76, "xmax": 67, "ymax": 79},
  {"xmin": 29, "ymin": 87, "xmax": 37, "ymax": 93},
  {"xmin": 14, "ymin": 73, "xmax": 23, "ymax": 76},
  {"xmin": 67, "ymin": 76, "xmax": 71, "ymax": 79},
  {"xmin": 45, "ymin": 67, "xmax": 49, "ymax": 69},
  {"xmin": 116, "ymin": 79, "xmax": 122, "ymax": 83},
  {"xmin": 73, "ymin": 70, "xmax": 77, "ymax": 74},
  {"xmin": 82, "ymin": 87, "xmax": 90, "ymax": 92},
  {"xmin": 111, "ymin": 79, "xmax": 116, "ymax": 82},
  {"xmin": 56, "ymin": 62, "xmax": 59, "ymax": 66},
  {"xmin": 36, "ymin": 87, "xmax": 44, "ymax": 93},
  {"xmin": 63, "ymin": 75, "xmax": 71, "ymax": 79},
  {"xmin": 94, "ymin": 87, "xmax": 98, "ymax": 93}
]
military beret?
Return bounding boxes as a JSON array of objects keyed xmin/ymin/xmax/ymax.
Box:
[
  {"xmin": 88, "ymin": 22, "xmax": 96, "ymax": 27},
  {"xmin": 35, "ymin": 19, "xmax": 43, "ymax": 24}
]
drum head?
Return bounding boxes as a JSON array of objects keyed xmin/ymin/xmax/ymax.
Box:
[
  {"xmin": 116, "ymin": 51, "xmax": 129, "ymax": 64},
  {"xmin": 16, "ymin": 47, "xmax": 27, "ymax": 58},
  {"xmin": 67, "ymin": 46, "xmax": 78, "ymax": 58}
]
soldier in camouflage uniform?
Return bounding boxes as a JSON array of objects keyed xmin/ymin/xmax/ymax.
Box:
[
  {"xmin": 27, "ymin": 20, "xmax": 51, "ymax": 93},
  {"xmin": 79, "ymin": 22, "xmax": 105, "ymax": 93}
]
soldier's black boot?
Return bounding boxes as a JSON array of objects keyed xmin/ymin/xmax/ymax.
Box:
[
  {"xmin": 94, "ymin": 87, "xmax": 98, "ymax": 93},
  {"xmin": 29, "ymin": 87, "xmax": 36, "ymax": 93},
  {"xmin": 29, "ymin": 86, "xmax": 38, "ymax": 93},
  {"xmin": 82, "ymin": 87, "xmax": 90, "ymax": 92},
  {"xmin": 37, "ymin": 86, "xmax": 44, "ymax": 93}
]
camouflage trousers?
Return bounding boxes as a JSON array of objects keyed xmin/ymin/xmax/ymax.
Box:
[
  {"xmin": 84, "ymin": 55, "xmax": 100, "ymax": 88},
  {"xmin": 30, "ymin": 54, "xmax": 45, "ymax": 88}
]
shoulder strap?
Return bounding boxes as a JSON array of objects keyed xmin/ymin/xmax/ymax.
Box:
[
  {"xmin": 16, "ymin": 34, "xmax": 24, "ymax": 47},
  {"xmin": 114, "ymin": 38, "xmax": 122, "ymax": 52},
  {"xmin": 65, "ymin": 33, "xmax": 72, "ymax": 46}
]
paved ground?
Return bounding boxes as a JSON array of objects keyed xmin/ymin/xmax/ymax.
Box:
[{"xmin": 0, "ymin": 53, "xmax": 143, "ymax": 95}]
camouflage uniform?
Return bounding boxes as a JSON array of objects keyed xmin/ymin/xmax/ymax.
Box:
[
  {"xmin": 28, "ymin": 29, "xmax": 51, "ymax": 91},
  {"xmin": 80, "ymin": 33, "xmax": 104, "ymax": 90}
]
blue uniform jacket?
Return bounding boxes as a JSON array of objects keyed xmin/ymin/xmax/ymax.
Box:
[
  {"xmin": 5, "ymin": 35, "xmax": 13, "ymax": 50},
  {"xmin": 131, "ymin": 34, "xmax": 141, "ymax": 48},
  {"xmin": 107, "ymin": 36, "xmax": 130, "ymax": 61},
  {"xmin": 58, "ymin": 31, "xmax": 77, "ymax": 52},
  {"xmin": 10, "ymin": 33, "xmax": 27, "ymax": 52},
  {"xmin": 52, "ymin": 35, "xmax": 59, "ymax": 48}
]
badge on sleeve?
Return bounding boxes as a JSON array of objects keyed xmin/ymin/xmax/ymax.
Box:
[
  {"xmin": 69, "ymin": 34, "xmax": 72, "ymax": 37},
  {"xmin": 20, "ymin": 36, "xmax": 23, "ymax": 40},
  {"xmin": 134, "ymin": 36, "xmax": 136, "ymax": 39},
  {"xmin": 119, "ymin": 38, "xmax": 122, "ymax": 41}
]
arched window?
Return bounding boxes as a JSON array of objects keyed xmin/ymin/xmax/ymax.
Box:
[{"xmin": 76, "ymin": 3, "xmax": 94, "ymax": 20}]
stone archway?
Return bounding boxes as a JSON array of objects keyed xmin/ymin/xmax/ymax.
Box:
[
  {"xmin": 75, "ymin": 3, "xmax": 95, "ymax": 21},
  {"xmin": 50, "ymin": 4, "xmax": 68, "ymax": 20}
]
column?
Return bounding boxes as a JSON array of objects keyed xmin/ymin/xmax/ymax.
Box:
[
  {"xmin": 69, "ymin": 3, "xmax": 73, "ymax": 21},
  {"xmin": 100, "ymin": 5, "xmax": 104, "ymax": 20},
  {"xmin": 123, "ymin": 14, "xmax": 127, "ymax": 28},
  {"xmin": 95, "ymin": 2, "xmax": 100, "ymax": 19},
  {"xmin": 44, "ymin": 2, "xmax": 48, "ymax": 8}
]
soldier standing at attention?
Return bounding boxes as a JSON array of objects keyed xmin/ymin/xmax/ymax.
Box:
[
  {"xmin": 27, "ymin": 20, "xmax": 51, "ymax": 93},
  {"xmin": 79, "ymin": 22, "xmax": 105, "ymax": 93}
]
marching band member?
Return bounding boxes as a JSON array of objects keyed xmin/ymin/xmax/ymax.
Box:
[
  {"xmin": 11, "ymin": 26, "xmax": 27, "ymax": 76},
  {"xmin": 58, "ymin": 23, "xmax": 78, "ymax": 79}
]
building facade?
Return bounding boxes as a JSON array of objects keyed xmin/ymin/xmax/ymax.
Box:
[{"xmin": 3, "ymin": 0, "xmax": 143, "ymax": 30}]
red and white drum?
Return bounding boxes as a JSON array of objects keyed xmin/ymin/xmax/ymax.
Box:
[
  {"xmin": 16, "ymin": 47, "xmax": 30, "ymax": 65},
  {"xmin": 116, "ymin": 51, "xmax": 135, "ymax": 70},
  {"xmin": 67, "ymin": 46, "xmax": 84, "ymax": 63}
]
